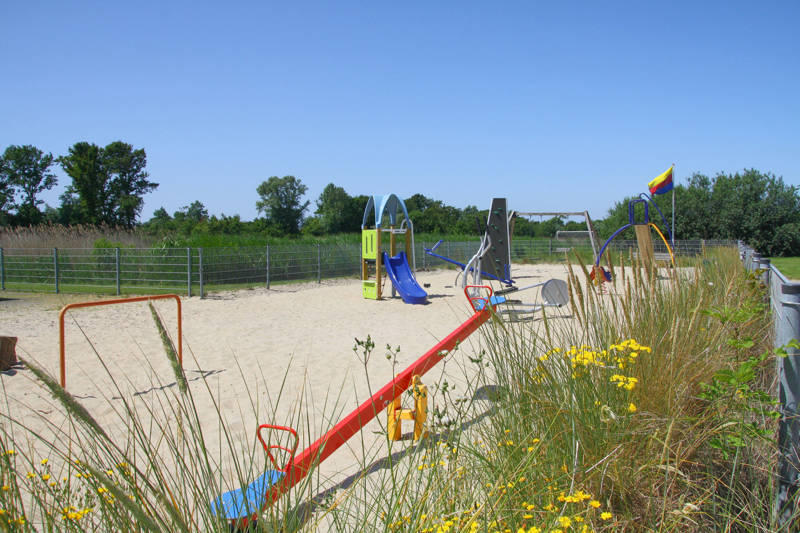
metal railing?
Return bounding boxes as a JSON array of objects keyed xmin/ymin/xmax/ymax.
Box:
[
  {"xmin": 0, "ymin": 239, "xmax": 735, "ymax": 298},
  {"xmin": 740, "ymin": 242, "xmax": 800, "ymax": 525}
]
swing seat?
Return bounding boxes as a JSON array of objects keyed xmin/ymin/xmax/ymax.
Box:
[{"xmin": 210, "ymin": 470, "xmax": 285, "ymax": 520}]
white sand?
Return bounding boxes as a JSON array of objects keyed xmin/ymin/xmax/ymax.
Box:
[{"xmin": 0, "ymin": 263, "xmax": 577, "ymax": 526}]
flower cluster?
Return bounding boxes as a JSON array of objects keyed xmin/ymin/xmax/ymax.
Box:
[
  {"xmin": 1, "ymin": 450, "xmax": 137, "ymax": 527},
  {"xmin": 610, "ymin": 374, "xmax": 638, "ymax": 391}
]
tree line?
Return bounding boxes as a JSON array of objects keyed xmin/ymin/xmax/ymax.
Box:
[
  {"xmin": 142, "ymin": 179, "xmax": 587, "ymax": 240},
  {"xmin": 2, "ymin": 143, "xmax": 798, "ymax": 255},
  {"xmin": 0, "ymin": 142, "xmax": 157, "ymax": 228}
]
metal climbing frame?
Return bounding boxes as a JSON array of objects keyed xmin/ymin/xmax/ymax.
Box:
[{"xmin": 512, "ymin": 210, "xmax": 600, "ymax": 263}]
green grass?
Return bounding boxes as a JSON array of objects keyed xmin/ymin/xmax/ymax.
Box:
[{"xmin": 769, "ymin": 256, "xmax": 800, "ymax": 280}]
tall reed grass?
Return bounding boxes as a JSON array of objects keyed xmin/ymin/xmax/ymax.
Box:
[{"xmin": 0, "ymin": 225, "xmax": 152, "ymax": 250}]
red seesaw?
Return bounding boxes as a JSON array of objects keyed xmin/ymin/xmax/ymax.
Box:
[{"xmin": 211, "ymin": 285, "xmax": 500, "ymax": 527}]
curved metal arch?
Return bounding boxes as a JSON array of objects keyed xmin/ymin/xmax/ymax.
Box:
[
  {"xmin": 594, "ymin": 222, "xmax": 676, "ymax": 271},
  {"xmin": 647, "ymin": 222, "xmax": 676, "ymax": 267},
  {"xmin": 595, "ymin": 224, "xmax": 632, "ymax": 268},
  {"xmin": 361, "ymin": 194, "xmax": 412, "ymax": 229}
]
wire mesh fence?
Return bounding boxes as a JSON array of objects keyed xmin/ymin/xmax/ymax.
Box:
[{"xmin": 0, "ymin": 238, "xmax": 736, "ymax": 297}]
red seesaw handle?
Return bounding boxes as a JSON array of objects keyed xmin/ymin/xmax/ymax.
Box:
[
  {"xmin": 256, "ymin": 424, "xmax": 299, "ymax": 473},
  {"xmin": 464, "ymin": 285, "xmax": 493, "ymax": 313}
]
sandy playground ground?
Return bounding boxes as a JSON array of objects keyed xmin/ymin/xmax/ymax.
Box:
[{"xmin": 0, "ymin": 263, "xmax": 580, "ymax": 525}]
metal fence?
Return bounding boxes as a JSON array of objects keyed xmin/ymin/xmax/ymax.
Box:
[
  {"xmin": 0, "ymin": 238, "xmax": 735, "ymax": 298},
  {"xmin": 740, "ymin": 243, "xmax": 800, "ymax": 524}
]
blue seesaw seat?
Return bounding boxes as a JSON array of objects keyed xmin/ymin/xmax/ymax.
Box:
[
  {"xmin": 210, "ymin": 470, "xmax": 284, "ymax": 520},
  {"xmin": 470, "ymin": 295, "xmax": 506, "ymax": 311}
]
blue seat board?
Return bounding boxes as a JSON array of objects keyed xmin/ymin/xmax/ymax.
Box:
[
  {"xmin": 471, "ymin": 295, "xmax": 506, "ymax": 311},
  {"xmin": 210, "ymin": 470, "xmax": 285, "ymax": 519}
]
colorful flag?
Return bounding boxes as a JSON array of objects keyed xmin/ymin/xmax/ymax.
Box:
[{"xmin": 648, "ymin": 166, "xmax": 674, "ymax": 195}]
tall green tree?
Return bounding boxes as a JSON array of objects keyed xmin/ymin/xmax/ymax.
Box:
[
  {"xmin": 315, "ymin": 183, "xmax": 363, "ymax": 233},
  {"xmin": 256, "ymin": 176, "xmax": 309, "ymax": 235},
  {"xmin": 0, "ymin": 144, "xmax": 57, "ymax": 225},
  {"xmin": 0, "ymin": 157, "xmax": 14, "ymax": 223},
  {"xmin": 103, "ymin": 141, "xmax": 157, "ymax": 228},
  {"xmin": 58, "ymin": 141, "xmax": 157, "ymax": 227},
  {"xmin": 58, "ymin": 142, "xmax": 109, "ymax": 225},
  {"xmin": 175, "ymin": 201, "xmax": 208, "ymax": 223},
  {"xmin": 707, "ymin": 169, "xmax": 800, "ymax": 255}
]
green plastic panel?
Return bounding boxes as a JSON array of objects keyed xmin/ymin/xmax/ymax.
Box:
[
  {"xmin": 362, "ymin": 280, "xmax": 378, "ymax": 299},
  {"xmin": 362, "ymin": 230, "xmax": 377, "ymax": 260}
]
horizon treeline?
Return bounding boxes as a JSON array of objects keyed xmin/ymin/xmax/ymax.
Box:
[{"xmin": 1, "ymin": 143, "xmax": 799, "ymax": 255}]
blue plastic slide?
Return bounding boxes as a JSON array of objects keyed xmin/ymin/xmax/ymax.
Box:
[{"xmin": 383, "ymin": 251, "xmax": 428, "ymax": 305}]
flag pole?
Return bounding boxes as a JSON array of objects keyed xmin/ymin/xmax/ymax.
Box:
[{"xmin": 671, "ymin": 164, "xmax": 676, "ymax": 249}]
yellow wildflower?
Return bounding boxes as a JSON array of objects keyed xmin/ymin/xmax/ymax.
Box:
[{"xmin": 601, "ymin": 511, "xmax": 612, "ymax": 520}]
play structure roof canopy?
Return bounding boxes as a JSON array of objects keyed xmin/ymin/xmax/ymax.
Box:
[{"xmin": 362, "ymin": 194, "xmax": 411, "ymax": 229}]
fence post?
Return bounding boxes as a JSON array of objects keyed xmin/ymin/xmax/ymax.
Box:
[
  {"xmin": 0, "ymin": 247, "xmax": 4, "ymax": 290},
  {"xmin": 266, "ymin": 245, "xmax": 270, "ymax": 289},
  {"xmin": 115, "ymin": 248, "xmax": 121, "ymax": 295},
  {"xmin": 759, "ymin": 258, "xmax": 771, "ymax": 286},
  {"xmin": 187, "ymin": 247, "xmax": 192, "ymax": 297},
  {"xmin": 317, "ymin": 243, "xmax": 321, "ymax": 283},
  {"xmin": 53, "ymin": 248, "xmax": 59, "ymax": 294},
  {"xmin": 775, "ymin": 281, "xmax": 800, "ymax": 525},
  {"xmin": 199, "ymin": 247, "xmax": 204, "ymax": 298},
  {"xmin": 751, "ymin": 252, "xmax": 761, "ymax": 273},
  {"xmin": 422, "ymin": 242, "xmax": 426, "ymax": 270},
  {"xmin": 549, "ymin": 239, "xmax": 552, "ymax": 255}
]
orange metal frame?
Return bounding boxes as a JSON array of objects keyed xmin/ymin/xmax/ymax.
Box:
[{"xmin": 58, "ymin": 294, "xmax": 182, "ymax": 388}]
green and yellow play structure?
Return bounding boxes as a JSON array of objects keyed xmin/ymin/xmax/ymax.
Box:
[{"xmin": 361, "ymin": 194, "xmax": 427, "ymax": 304}]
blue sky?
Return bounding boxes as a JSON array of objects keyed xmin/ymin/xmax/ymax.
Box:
[{"xmin": 2, "ymin": 1, "xmax": 798, "ymax": 222}]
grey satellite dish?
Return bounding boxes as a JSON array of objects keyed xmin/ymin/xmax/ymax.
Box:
[{"xmin": 541, "ymin": 279, "xmax": 568, "ymax": 307}]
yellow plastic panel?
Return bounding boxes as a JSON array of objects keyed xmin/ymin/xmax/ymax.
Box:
[
  {"xmin": 362, "ymin": 230, "xmax": 377, "ymax": 260},
  {"xmin": 362, "ymin": 280, "xmax": 378, "ymax": 299}
]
